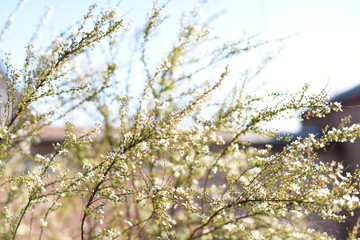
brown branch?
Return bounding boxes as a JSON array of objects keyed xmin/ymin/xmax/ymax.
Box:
[
  {"xmin": 188, "ymin": 198, "xmax": 307, "ymax": 240},
  {"xmin": 12, "ymin": 199, "xmax": 32, "ymax": 240}
]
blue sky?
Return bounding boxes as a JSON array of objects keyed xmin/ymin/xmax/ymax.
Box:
[
  {"xmin": 1, "ymin": 0, "xmax": 360, "ymax": 94},
  {"xmin": 1, "ymin": 0, "xmax": 360, "ymax": 131}
]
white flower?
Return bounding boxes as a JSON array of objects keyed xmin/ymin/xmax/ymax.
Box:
[
  {"xmin": 316, "ymin": 188, "xmax": 330, "ymax": 198},
  {"xmin": 40, "ymin": 219, "xmax": 48, "ymax": 227}
]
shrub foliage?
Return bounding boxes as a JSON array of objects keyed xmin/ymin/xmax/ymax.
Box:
[{"xmin": 0, "ymin": 1, "xmax": 360, "ymax": 239}]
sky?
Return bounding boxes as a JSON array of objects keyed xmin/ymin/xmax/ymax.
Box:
[{"xmin": 1, "ymin": 0, "xmax": 360, "ymax": 131}]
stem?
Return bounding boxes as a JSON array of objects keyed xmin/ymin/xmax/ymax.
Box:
[
  {"xmin": 12, "ymin": 200, "xmax": 32, "ymax": 240},
  {"xmin": 80, "ymin": 140, "xmax": 138, "ymax": 239},
  {"xmin": 188, "ymin": 198, "xmax": 306, "ymax": 240}
]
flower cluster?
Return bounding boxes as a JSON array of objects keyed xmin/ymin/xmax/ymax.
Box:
[{"xmin": 0, "ymin": 1, "xmax": 360, "ymax": 240}]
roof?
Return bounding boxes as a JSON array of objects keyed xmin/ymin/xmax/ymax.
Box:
[
  {"xmin": 38, "ymin": 126, "xmax": 102, "ymax": 142},
  {"xmin": 37, "ymin": 127, "xmax": 275, "ymax": 148},
  {"xmin": 332, "ymin": 84, "xmax": 360, "ymax": 105}
]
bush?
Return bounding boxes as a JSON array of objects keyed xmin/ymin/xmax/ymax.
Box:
[{"xmin": 1, "ymin": 1, "xmax": 360, "ymax": 239}]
